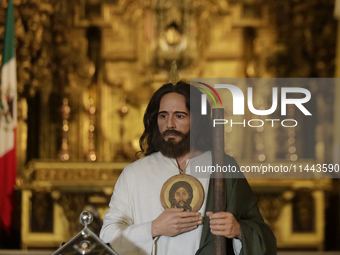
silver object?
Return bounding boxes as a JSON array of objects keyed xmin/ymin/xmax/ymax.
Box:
[{"xmin": 51, "ymin": 211, "xmax": 118, "ymax": 255}]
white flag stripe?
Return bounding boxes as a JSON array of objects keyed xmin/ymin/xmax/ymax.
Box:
[{"xmin": 0, "ymin": 57, "xmax": 16, "ymax": 157}]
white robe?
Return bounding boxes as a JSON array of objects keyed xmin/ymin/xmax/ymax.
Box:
[{"xmin": 100, "ymin": 151, "xmax": 241, "ymax": 255}]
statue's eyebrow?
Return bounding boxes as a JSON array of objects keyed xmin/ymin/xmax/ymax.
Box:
[
  {"xmin": 174, "ymin": 111, "xmax": 188, "ymax": 115},
  {"xmin": 157, "ymin": 111, "xmax": 188, "ymax": 115}
]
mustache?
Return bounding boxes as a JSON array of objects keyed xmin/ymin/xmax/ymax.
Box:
[{"xmin": 162, "ymin": 130, "xmax": 184, "ymax": 138}]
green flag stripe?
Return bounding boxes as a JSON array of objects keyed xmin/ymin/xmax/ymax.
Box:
[{"xmin": 2, "ymin": 0, "xmax": 15, "ymax": 65}]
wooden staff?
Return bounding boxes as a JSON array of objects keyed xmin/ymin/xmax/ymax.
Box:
[{"xmin": 212, "ymin": 108, "xmax": 227, "ymax": 255}]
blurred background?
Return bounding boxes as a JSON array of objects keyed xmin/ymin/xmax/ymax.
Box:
[{"xmin": 0, "ymin": 0, "xmax": 340, "ymax": 253}]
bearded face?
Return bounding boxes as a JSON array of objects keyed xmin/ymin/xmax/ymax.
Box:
[
  {"xmin": 173, "ymin": 187, "xmax": 191, "ymax": 209},
  {"xmin": 156, "ymin": 93, "xmax": 191, "ymax": 158},
  {"xmin": 169, "ymin": 181, "xmax": 193, "ymax": 211},
  {"xmin": 154, "ymin": 129, "xmax": 190, "ymax": 158}
]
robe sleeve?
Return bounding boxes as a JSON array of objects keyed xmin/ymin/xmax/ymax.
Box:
[
  {"xmin": 100, "ymin": 170, "xmax": 154, "ymax": 255},
  {"xmin": 233, "ymin": 238, "xmax": 242, "ymax": 255}
]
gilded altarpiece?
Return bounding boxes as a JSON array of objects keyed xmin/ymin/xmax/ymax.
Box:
[{"xmin": 0, "ymin": 0, "xmax": 337, "ymax": 251}]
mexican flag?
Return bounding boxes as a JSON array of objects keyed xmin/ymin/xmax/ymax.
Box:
[{"xmin": 0, "ymin": 0, "xmax": 17, "ymax": 234}]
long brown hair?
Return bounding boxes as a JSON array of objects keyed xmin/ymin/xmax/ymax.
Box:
[{"xmin": 137, "ymin": 81, "xmax": 212, "ymax": 158}]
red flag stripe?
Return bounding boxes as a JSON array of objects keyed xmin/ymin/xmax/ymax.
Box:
[{"xmin": 0, "ymin": 128, "xmax": 17, "ymax": 233}]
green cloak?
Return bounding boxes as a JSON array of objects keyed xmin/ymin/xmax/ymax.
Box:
[{"xmin": 196, "ymin": 155, "xmax": 277, "ymax": 255}]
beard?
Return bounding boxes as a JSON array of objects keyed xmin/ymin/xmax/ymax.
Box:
[
  {"xmin": 172, "ymin": 199, "xmax": 192, "ymax": 211},
  {"xmin": 154, "ymin": 129, "xmax": 190, "ymax": 158}
]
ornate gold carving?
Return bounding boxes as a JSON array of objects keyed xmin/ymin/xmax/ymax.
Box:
[
  {"xmin": 1, "ymin": 0, "xmax": 95, "ymax": 165},
  {"xmin": 56, "ymin": 193, "xmax": 88, "ymax": 236},
  {"xmin": 1, "ymin": 1, "xmax": 52, "ymax": 95},
  {"xmin": 35, "ymin": 168, "xmax": 119, "ymax": 182},
  {"xmin": 22, "ymin": 161, "xmax": 127, "ymax": 185},
  {"xmin": 152, "ymin": 0, "xmax": 197, "ymax": 69},
  {"xmin": 292, "ymin": 189, "xmax": 315, "ymax": 232},
  {"xmin": 74, "ymin": 0, "xmax": 112, "ymax": 28},
  {"xmin": 257, "ymin": 193, "xmax": 288, "ymax": 232},
  {"xmin": 249, "ymin": 178, "xmax": 331, "ymax": 250},
  {"xmin": 20, "ymin": 160, "xmax": 127, "ymax": 246},
  {"xmin": 1, "ymin": 0, "xmax": 94, "ymax": 96},
  {"xmin": 31, "ymin": 191, "xmax": 53, "ymax": 232}
]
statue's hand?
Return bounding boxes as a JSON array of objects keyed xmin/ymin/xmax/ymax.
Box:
[
  {"xmin": 152, "ymin": 208, "xmax": 203, "ymax": 237},
  {"xmin": 206, "ymin": 211, "xmax": 241, "ymax": 239}
]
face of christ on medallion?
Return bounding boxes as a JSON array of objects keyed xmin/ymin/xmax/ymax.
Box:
[{"xmin": 169, "ymin": 181, "xmax": 193, "ymax": 211}]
